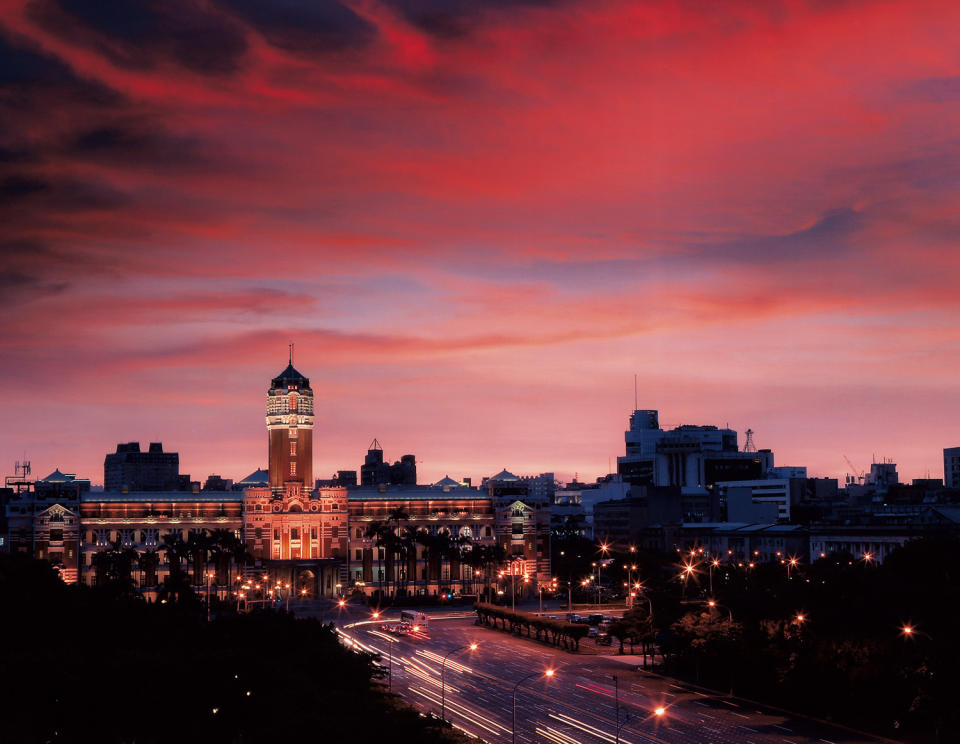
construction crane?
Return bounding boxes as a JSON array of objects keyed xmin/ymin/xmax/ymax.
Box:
[{"xmin": 843, "ymin": 455, "xmax": 865, "ymax": 485}]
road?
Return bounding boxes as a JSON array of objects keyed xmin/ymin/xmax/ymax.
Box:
[{"xmin": 303, "ymin": 600, "xmax": 894, "ymax": 744}]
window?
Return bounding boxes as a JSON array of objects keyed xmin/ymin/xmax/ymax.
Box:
[
  {"xmin": 355, "ymin": 528, "xmax": 362, "ymax": 538},
  {"xmin": 290, "ymin": 461, "xmax": 296, "ymax": 476},
  {"xmin": 274, "ymin": 529, "xmax": 280, "ymax": 540},
  {"xmin": 331, "ymin": 526, "xmax": 339, "ymax": 539},
  {"xmin": 255, "ymin": 527, "xmax": 262, "ymax": 540},
  {"xmin": 355, "ymin": 549, "xmax": 362, "ymax": 560},
  {"xmin": 49, "ymin": 529, "xmax": 63, "ymax": 542},
  {"xmin": 311, "ymin": 527, "xmax": 317, "ymax": 539},
  {"xmin": 332, "ymin": 503, "xmax": 338, "ymax": 510},
  {"xmin": 512, "ymin": 523, "xmax": 523, "ymax": 534},
  {"xmin": 290, "ymin": 440, "xmax": 297, "ymax": 456},
  {"xmin": 291, "ymin": 528, "xmax": 300, "ymax": 540}
]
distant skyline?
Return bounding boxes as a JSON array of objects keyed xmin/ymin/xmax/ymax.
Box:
[{"xmin": 2, "ymin": 1, "xmax": 958, "ymax": 486}]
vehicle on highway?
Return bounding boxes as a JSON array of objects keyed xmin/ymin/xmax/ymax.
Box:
[
  {"xmin": 587, "ymin": 626, "xmax": 599, "ymax": 637},
  {"xmin": 399, "ymin": 610, "xmax": 428, "ymax": 632}
]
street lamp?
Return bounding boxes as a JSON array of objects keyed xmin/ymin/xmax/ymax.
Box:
[
  {"xmin": 680, "ymin": 561, "xmax": 696, "ymax": 600},
  {"xmin": 513, "ymin": 669, "xmax": 555, "ymax": 744},
  {"xmin": 707, "ymin": 599, "xmax": 733, "ymax": 623},
  {"xmin": 440, "ymin": 642, "xmax": 478, "ymax": 722},
  {"xmin": 597, "ymin": 543, "xmax": 610, "ymax": 607},
  {"xmin": 901, "ymin": 624, "xmax": 933, "ymax": 640},
  {"xmin": 709, "ymin": 559, "xmax": 720, "ymax": 595},
  {"xmin": 787, "ymin": 556, "xmax": 799, "ymax": 580}
]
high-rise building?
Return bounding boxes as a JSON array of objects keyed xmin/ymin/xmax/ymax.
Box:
[
  {"xmin": 104, "ymin": 442, "xmax": 186, "ymax": 492},
  {"xmin": 616, "ymin": 409, "xmax": 771, "ymax": 490},
  {"xmin": 266, "ymin": 356, "xmax": 314, "ymax": 493},
  {"xmin": 945, "ymin": 447, "xmax": 960, "ymax": 490},
  {"xmin": 360, "ymin": 440, "xmax": 416, "ymax": 486}
]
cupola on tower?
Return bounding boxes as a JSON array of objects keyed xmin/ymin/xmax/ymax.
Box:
[{"xmin": 266, "ymin": 347, "xmax": 314, "ymax": 493}]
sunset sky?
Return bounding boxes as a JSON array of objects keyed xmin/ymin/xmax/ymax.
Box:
[{"xmin": 2, "ymin": 0, "xmax": 959, "ymax": 486}]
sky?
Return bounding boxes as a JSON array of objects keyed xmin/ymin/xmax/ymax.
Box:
[{"xmin": 2, "ymin": 0, "xmax": 959, "ymax": 487}]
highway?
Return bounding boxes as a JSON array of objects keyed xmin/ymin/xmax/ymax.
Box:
[{"xmin": 309, "ymin": 601, "xmax": 893, "ymax": 744}]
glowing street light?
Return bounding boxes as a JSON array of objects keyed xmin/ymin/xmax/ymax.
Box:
[
  {"xmin": 901, "ymin": 624, "xmax": 932, "ymax": 640},
  {"xmin": 440, "ymin": 642, "xmax": 479, "ymax": 722},
  {"xmin": 709, "ymin": 558, "xmax": 720, "ymax": 594},
  {"xmin": 654, "ymin": 706, "xmax": 666, "ymax": 717},
  {"xmin": 706, "ymin": 599, "xmax": 733, "ymax": 622},
  {"xmin": 513, "ymin": 670, "xmax": 555, "ymax": 744}
]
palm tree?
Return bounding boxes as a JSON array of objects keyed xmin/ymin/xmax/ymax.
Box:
[
  {"xmin": 446, "ymin": 533, "xmax": 471, "ymax": 594},
  {"xmin": 401, "ymin": 526, "xmax": 420, "ymax": 596},
  {"xmin": 92, "ymin": 538, "xmax": 139, "ymax": 593},
  {"xmin": 185, "ymin": 529, "xmax": 210, "ymax": 588},
  {"xmin": 159, "ymin": 532, "xmax": 187, "ymax": 577},
  {"xmin": 158, "ymin": 531, "xmax": 192, "ymax": 602},
  {"xmin": 208, "ymin": 528, "xmax": 237, "ymax": 587},
  {"xmin": 415, "ymin": 529, "xmax": 441, "ymax": 595},
  {"xmin": 386, "ymin": 507, "xmax": 410, "ymax": 595},
  {"xmin": 228, "ymin": 534, "xmax": 253, "ymax": 589},
  {"xmin": 364, "ymin": 521, "xmax": 385, "ymax": 597},
  {"xmin": 138, "ymin": 549, "xmax": 159, "ymax": 589}
]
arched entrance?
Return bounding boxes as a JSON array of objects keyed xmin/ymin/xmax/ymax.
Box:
[{"xmin": 297, "ymin": 568, "xmax": 317, "ymax": 598}]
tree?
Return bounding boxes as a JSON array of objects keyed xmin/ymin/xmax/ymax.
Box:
[
  {"xmin": 608, "ymin": 605, "xmax": 655, "ymax": 656},
  {"xmin": 365, "ymin": 521, "xmax": 386, "ymax": 597},
  {"xmin": 185, "ymin": 529, "xmax": 211, "ymax": 588},
  {"xmin": 671, "ymin": 608, "xmax": 741, "ymax": 683}
]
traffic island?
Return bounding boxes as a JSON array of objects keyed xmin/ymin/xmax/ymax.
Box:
[{"xmin": 474, "ymin": 602, "xmax": 589, "ymax": 651}]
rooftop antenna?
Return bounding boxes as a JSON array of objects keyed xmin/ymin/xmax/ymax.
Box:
[
  {"xmin": 743, "ymin": 429, "xmax": 756, "ymax": 453},
  {"xmin": 634, "ymin": 373, "xmax": 638, "ymax": 410},
  {"xmin": 289, "ymin": 342, "xmax": 294, "ymax": 366}
]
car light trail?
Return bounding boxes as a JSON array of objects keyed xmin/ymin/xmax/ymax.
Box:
[
  {"xmin": 409, "ymin": 686, "xmax": 509, "ymax": 736},
  {"xmin": 537, "ymin": 725, "xmax": 583, "ymax": 744},
  {"xmin": 548, "ymin": 712, "xmax": 637, "ymax": 744}
]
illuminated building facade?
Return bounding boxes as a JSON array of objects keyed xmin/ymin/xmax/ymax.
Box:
[
  {"xmin": 346, "ymin": 481, "xmax": 497, "ymax": 596},
  {"xmin": 4, "ymin": 357, "xmax": 550, "ymax": 599},
  {"xmin": 488, "ymin": 469, "xmax": 552, "ymax": 582}
]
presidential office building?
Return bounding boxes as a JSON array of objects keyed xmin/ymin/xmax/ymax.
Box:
[{"xmin": 3, "ymin": 358, "xmax": 551, "ymax": 598}]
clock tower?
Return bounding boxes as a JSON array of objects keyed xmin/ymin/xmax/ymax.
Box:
[{"xmin": 266, "ymin": 348, "xmax": 314, "ymax": 493}]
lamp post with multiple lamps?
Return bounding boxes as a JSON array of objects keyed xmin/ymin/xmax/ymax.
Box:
[
  {"xmin": 512, "ymin": 669, "xmax": 555, "ymax": 744},
  {"xmin": 440, "ymin": 642, "xmax": 478, "ymax": 722}
]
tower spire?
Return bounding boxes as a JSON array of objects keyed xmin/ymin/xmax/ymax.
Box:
[{"xmin": 289, "ymin": 342, "xmax": 294, "ymax": 366}]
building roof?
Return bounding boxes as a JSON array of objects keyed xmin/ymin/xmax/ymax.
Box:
[
  {"xmin": 237, "ymin": 468, "xmax": 269, "ymax": 485},
  {"xmin": 82, "ymin": 491, "xmax": 243, "ymax": 503},
  {"xmin": 433, "ymin": 476, "xmax": 461, "ymax": 488},
  {"xmin": 271, "ymin": 363, "xmax": 310, "ymax": 389},
  {"xmin": 488, "ymin": 469, "xmax": 518, "ymax": 481},
  {"xmin": 348, "ymin": 485, "xmax": 487, "ymax": 502},
  {"xmin": 41, "ymin": 468, "xmax": 75, "ymax": 482}
]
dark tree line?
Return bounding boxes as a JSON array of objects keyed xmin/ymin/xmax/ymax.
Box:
[{"xmin": 582, "ymin": 535, "xmax": 960, "ymax": 741}]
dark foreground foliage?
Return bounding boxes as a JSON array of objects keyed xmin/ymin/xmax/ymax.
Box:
[
  {"xmin": 587, "ymin": 535, "xmax": 960, "ymax": 742},
  {"xmin": 0, "ymin": 553, "xmax": 468, "ymax": 744}
]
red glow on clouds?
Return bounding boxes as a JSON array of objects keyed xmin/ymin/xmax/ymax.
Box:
[{"xmin": 1, "ymin": 0, "xmax": 958, "ymax": 485}]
